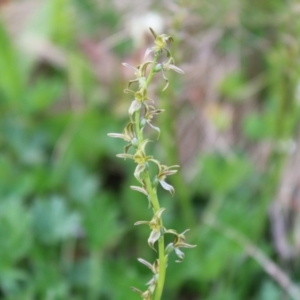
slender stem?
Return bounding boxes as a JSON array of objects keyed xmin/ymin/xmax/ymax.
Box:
[
  {"xmin": 135, "ymin": 52, "xmax": 159, "ymax": 144},
  {"xmin": 146, "ymin": 52, "xmax": 159, "ymax": 87},
  {"xmin": 135, "ymin": 110, "xmax": 143, "ymax": 142},
  {"xmin": 144, "ymin": 175, "xmax": 166, "ymax": 300},
  {"xmin": 154, "ymin": 237, "xmax": 166, "ymax": 300},
  {"xmin": 133, "ymin": 50, "xmax": 166, "ymax": 300}
]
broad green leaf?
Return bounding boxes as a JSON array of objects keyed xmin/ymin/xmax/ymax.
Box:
[{"xmin": 32, "ymin": 196, "xmax": 80, "ymax": 245}]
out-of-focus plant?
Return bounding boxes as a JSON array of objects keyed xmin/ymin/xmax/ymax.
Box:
[{"xmin": 108, "ymin": 28, "xmax": 195, "ymax": 300}]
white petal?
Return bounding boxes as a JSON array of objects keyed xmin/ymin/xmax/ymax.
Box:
[
  {"xmin": 148, "ymin": 230, "xmax": 161, "ymax": 250},
  {"xmin": 130, "ymin": 186, "xmax": 148, "ymax": 196},
  {"xmin": 107, "ymin": 133, "xmax": 130, "ymax": 141},
  {"xmin": 175, "ymin": 247, "xmax": 185, "ymax": 262},
  {"xmin": 159, "ymin": 180, "xmax": 175, "ymax": 196},
  {"xmin": 128, "ymin": 100, "xmax": 141, "ymax": 116},
  {"xmin": 116, "ymin": 153, "xmax": 133, "ymax": 159},
  {"xmin": 137, "ymin": 258, "xmax": 155, "ymax": 273}
]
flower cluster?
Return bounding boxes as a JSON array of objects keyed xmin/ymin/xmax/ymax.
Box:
[{"xmin": 108, "ymin": 28, "xmax": 195, "ymax": 300}]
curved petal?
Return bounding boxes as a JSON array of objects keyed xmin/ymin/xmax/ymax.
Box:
[
  {"xmin": 144, "ymin": 46, "xmax": 155, "ymax": 58},
  {"xmin": 130, "ymin": 185, "xmax": 148, "ymax": 196},
  {"xmin": 107, "ymin": 133, "xmax": 130, "ymax": 141},
  {"xmin": 174, "ymin": 247, "xmax": 185, "ymax": 263},
  {"xmin": 134, "ymin": 163, "xmax": 146, "ymax": 183},
  {"xmin": 147, "ymin": 121, "xmax": 161, "ymax": 139},
  {"xmin": 122, "ymin": 62, "xmax": 138, "ymax": 72},
  {"xmin": 130, "ymin": 287, "xmax": 143, "ymax": 295},
  {"xmin": 129, "ymin": 100, "xmax": 142, "ymax": 116},
  {"xmin": 154, "ymin": 207, "xmax": 166, "ymax": 219},
  {"xmin": 134, "ymin": 220, "xmax": 149, "ymax": 226},
  {"xmin": 148, "ymin": 230, "xmax": 161, "ymax": 250},
  {"xmin": 137, "ymin": 258, "xmax": 155, "ymax": 273},
  {"xmin": 159, "ymin": 180, "xmax": 175, "ymax": 196},
  {"xmin": 167, "ymin": 64, "xmax": 185, "ymax": 74},
  {"xmin": 116, "ymin": 153, "xmax": 134, "ymax": 160},
  {"xmin": 164, "ymin": 229, "xmax": 178, "ymax": 235},
  {"xmin": 165, "ymin": 242, "xmax": 175, "ymax": 255}
]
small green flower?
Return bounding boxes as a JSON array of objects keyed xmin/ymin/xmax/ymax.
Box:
[
  {"xmin": 107, "ymin": 122, "xmax": 137, "ymax": 153},
  {"xmin": 145, "ymin": 28, "xmax": 174, "ymax": 58},
  {"xmin": 138, "ymin": 258, "xmax": 159, "ymax": 291},
  {"xmin": 133, "ymin": 139, "xmax": 152, "ymax": 163},
  {"xmin": 122, "ymin": 61, "xmax": 154, "ymax": 118},
  {"xmin": 116, "ymin": 139, "xmax": 153, "ymax": 183},
  {"xmin": 116, "ymin": 139, "xmax": 151, "ymax": 162},
  {"xmin": 122, "ymin": 61, "xmax": 152, "ymax": 89},
  {"xmin": 165, "ymin": 229, "xmax": 196, "ymax": 263},
  {"xmin": 141, "ymin": 105, "xmax": 165, "ymax": 138},
  {"xmin": 155, "ymin": 57, "xmax": 184, "ymax": 91},
  {"xmin": 149, "ymin": 27, "xmax": 173, "ymax": 51},
  {"xmin": 150, "ymin": 161, "xmax": 179, "ymax": 196},
  {"xmin": 124, "ymin": 88, "xmax": 153, "ymax": 118},
  {"xmin": 135, "ymin": 208, "xmax": 166, "ymax": 250},
  {"xmin": 138, "ymin": 258, "xmax": 159, "ymax": 274}
]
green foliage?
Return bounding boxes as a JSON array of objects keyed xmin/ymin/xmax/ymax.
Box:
[
  {"xmin": 0, "ymin": 199, "xmax": 32, "ymax": 266},
  {"xmin": 199, "ymin": 153, "xmax": 253, "ymax": 194},
  {"xmin": 32, "ymin": 196, "xmax": 80, "ymax": 245}
]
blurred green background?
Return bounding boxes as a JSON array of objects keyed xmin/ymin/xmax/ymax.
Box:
[{"xmin": 1, "ymin": 0, "xmax": 300, "ymax": 299}]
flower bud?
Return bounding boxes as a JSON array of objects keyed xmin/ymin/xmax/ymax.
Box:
[
  {"xmin": 154, "ymin": 64, "xmax": 163, "ymax": 72},
  {"xmin": 131, "ymin": 137, "xmax": 139, "ymax": 148}
]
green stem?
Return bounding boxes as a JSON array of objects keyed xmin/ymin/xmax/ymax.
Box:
[
  {"xmin": 133, "ymin": 51, "xmax": 166, "ymax": 300},
  {"xmin": 135, "ymin": 110, "xmax": 143, "ymax": 142},
  {"xmin": 144, "ymin": 175, "xmax": 166, "ymax": 300},
  {"xmin": 146, "ymin": 52, "xmax": 159, "ymax": 86},
  {"xmin": 135, "ymin": 52, "xmax": 159, "ymax": 144}
]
